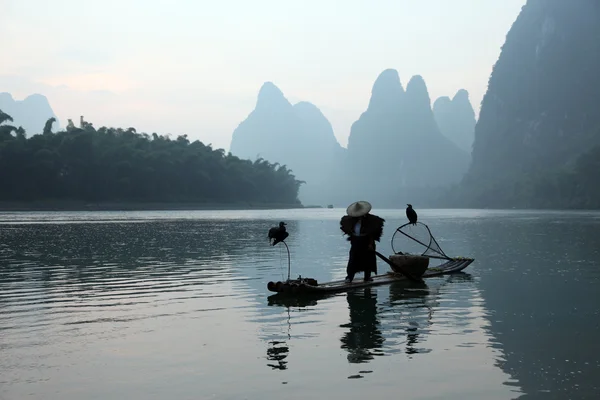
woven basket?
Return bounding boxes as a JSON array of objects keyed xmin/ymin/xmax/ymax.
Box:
[{"xmin": 388, "ymin": 254, "xmax": 429, "ymax": 277}]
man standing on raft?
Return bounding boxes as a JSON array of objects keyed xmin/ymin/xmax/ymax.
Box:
[{"xmin": 340, "ymin": 201, "xmax": 385, "ymax": 283}]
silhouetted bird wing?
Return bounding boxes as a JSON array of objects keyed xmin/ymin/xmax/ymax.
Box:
[
  {"xmin": 272, "ymin": 230, "xmax": 289, "ymax": 246},
  {"xmin": 268, "ymin": 227, "xmax": 278, "ymax": 238},
  {"xmin": 406, "ymin": 208, "xmax": 418, "ymax": 224}
]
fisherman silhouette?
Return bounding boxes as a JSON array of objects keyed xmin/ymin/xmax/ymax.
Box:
[{"xmin": 340, "ymin": 201, "xmax": 385, "ymax": 283}]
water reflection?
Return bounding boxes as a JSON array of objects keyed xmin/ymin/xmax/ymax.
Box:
[
  {"xmin": 340, "ymin": 288, "xmax": 385, "ymax": 363},
  {"xmin": 267, "ymin": 292, "xmax": 337, "ymax": 308},
  {"xmin": 468, "ymin": 215, "xmax": 600, "ymax": 398},
  {"xmin": 265, "ymin": 292, "xmax": 337, "ymax": 372},
  {"xmin": 266, "ymin": 305, "xmax": 291, "ymax": 371},
  {"xmin": 266, "ymin": 341, "xmax": 290, "ymax": 370},
  {"xmin": 265, "ymin": 278, "xmax": 465, "ymax": 369},
  {"xmin": 388, "ymin": 281, "xmax": 432, "ymax": 357},
  {"xmin": 1, "ymin": 209, "xmax": 598, "ymax": 400}
]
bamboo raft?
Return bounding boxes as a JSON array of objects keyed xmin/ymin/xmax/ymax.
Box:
[
  {"xmin": 266, "ymin": 220, "xmax": 475, "ymax": 297},
  {"xmin": 267, "ymin": 256, "xmax": 474, "ymax": 295}
]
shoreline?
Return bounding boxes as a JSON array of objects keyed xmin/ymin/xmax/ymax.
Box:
[
  {"xmin": 0, "ymin": 201, "xmax": 315, "ymax": 212},
  {"xmin": 0, "ymin": 201, "xmax": 596, "ymax": 213}
]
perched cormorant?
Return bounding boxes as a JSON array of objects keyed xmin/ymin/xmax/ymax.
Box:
[
  {"xmin": 268, "ymin": 221, "xmax": 289, "ymax": 246},
  {"xmin": 406, "ymin": 204, "xmax": 418, "ymax": 225}
]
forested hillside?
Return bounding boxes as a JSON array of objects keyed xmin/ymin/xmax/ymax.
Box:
[
  {"xmin": 0, "ymin": 111, "xmax": 303, "ymax": 205},
  {"xmin": 461, "ymin": 0, "xmax": 600, "ymax": 208}
]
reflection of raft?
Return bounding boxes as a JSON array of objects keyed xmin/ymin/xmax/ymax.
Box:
[{"xmin": 267, "ymin": 257, "xmax": 474, "ymax": 295}]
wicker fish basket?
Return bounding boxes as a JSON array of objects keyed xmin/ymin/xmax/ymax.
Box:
[{"xmin": 388, "ymin": 254, "xmax": 430, "ymax": 277}]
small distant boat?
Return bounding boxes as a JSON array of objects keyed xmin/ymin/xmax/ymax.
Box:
[
  {"xmin": 267, "ymin": 221, "xmax": 474, "ymax": 296},
  {"xmin": 327, "ymin": 204, "xmax": 334, "ymax": 209}
]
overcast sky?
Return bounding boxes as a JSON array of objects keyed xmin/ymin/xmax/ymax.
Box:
[{"xmin": 1, "ymin": 0, "xmax": 526, "ymax": 150}]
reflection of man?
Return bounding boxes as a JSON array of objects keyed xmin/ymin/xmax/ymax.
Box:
[
  {"xmin": 340, "ymin": 288, "xmax": 384, "ymax": 363},
  {"xmin": 340, "ymin": 201, "xmax": 385, "ymax": 283}
]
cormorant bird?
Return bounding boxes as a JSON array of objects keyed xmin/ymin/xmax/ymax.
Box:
[
  {"xmin": 406, "ymin": 204, "xmax": 418, "ymax": 225},
  {"xmin": 268, "ymin": 221, "xmax": 289, "ymax": 246}
]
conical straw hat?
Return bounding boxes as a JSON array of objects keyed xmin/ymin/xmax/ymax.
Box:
[{"xmin": 346, "ymin": 201, "xmax": 372, "ymax": 217}]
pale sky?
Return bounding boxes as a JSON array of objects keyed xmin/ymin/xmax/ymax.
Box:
[{"xmin": 1, "ymin": 0, "xmax": 526, "ymax": 150}]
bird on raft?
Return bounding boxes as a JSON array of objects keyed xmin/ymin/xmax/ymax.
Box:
[
  {"xmin": 268, "ymin": 221, "xmax": 289, "ymax": 246},
  {"xmin": 406, "ymin": 204, "xmax": 418, "ymax": 225}
]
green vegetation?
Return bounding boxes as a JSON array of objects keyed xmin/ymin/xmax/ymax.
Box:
[
  {"xmin": 0, "ymin": 111, "xmax": 304, "ymax": 206},
  {"xmin": 526, "ymin": 144, "xmax": 600, "ymax": 209},
  {"xmin": 460, "ymin": 1, "xmax": 600, "ymax": 209},
  {"xmin": 454, "ymin": 140, "xmax": 600, "ymax": 209}
]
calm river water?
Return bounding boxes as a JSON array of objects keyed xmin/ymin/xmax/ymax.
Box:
[{"xmin": 1, "ymin": 208, "xmax": 599, "ymax": 400}]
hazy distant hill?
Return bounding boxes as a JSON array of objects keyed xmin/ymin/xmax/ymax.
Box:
[
  {"xmin": 340, "ymin": 69, "xmax": 470, "ymax": 207},
  {"xmin": 0, "ymin": 93, "xmax": 60, "ymax": 135},
  {"xmin": 229, "ymin": 82, "xmax": 344, "ymax": 205},
  {"xmin": 229, "ymin": 71, "xmax": 475, "ymax": 207},
  {"xmin": 461, "ymin": 0, "xmax": 600, "ymax": 208},
  {"xmin": 433, "ymin": 89, "xmax": 476, "ymax": 153}
]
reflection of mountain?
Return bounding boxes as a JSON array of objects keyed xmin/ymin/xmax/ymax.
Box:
[{"xmin": 469, "ymin": 215, "xmax": 600, "ymax": 398}]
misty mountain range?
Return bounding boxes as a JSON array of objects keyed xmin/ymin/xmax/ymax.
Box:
[
  {"xmin": 0, "ymin": 92, "xmax": 60, "ymax": 135},
  {"xmin": 229, "ymin": 69, "xmax": 476, "ymax": 206},
  {"xmin": 460, "ymin": 0, "xmax": 600, "ymax": 208},
  {"xmin": 3, "ymin": 0, "xmax": 599, "ymax": 209},
  {"xmin": 230, "ymin": 0, "xmax": 600, "ymax": 209}
]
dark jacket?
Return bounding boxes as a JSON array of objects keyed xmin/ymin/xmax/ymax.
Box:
[{"xmin": 340, "ymin": 213, "xmax": 385, "ymax": 274}]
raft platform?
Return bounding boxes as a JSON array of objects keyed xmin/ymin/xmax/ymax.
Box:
[{"xmin": 267, "ymin": 257, "xmax": 474, "ymax": 296}]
